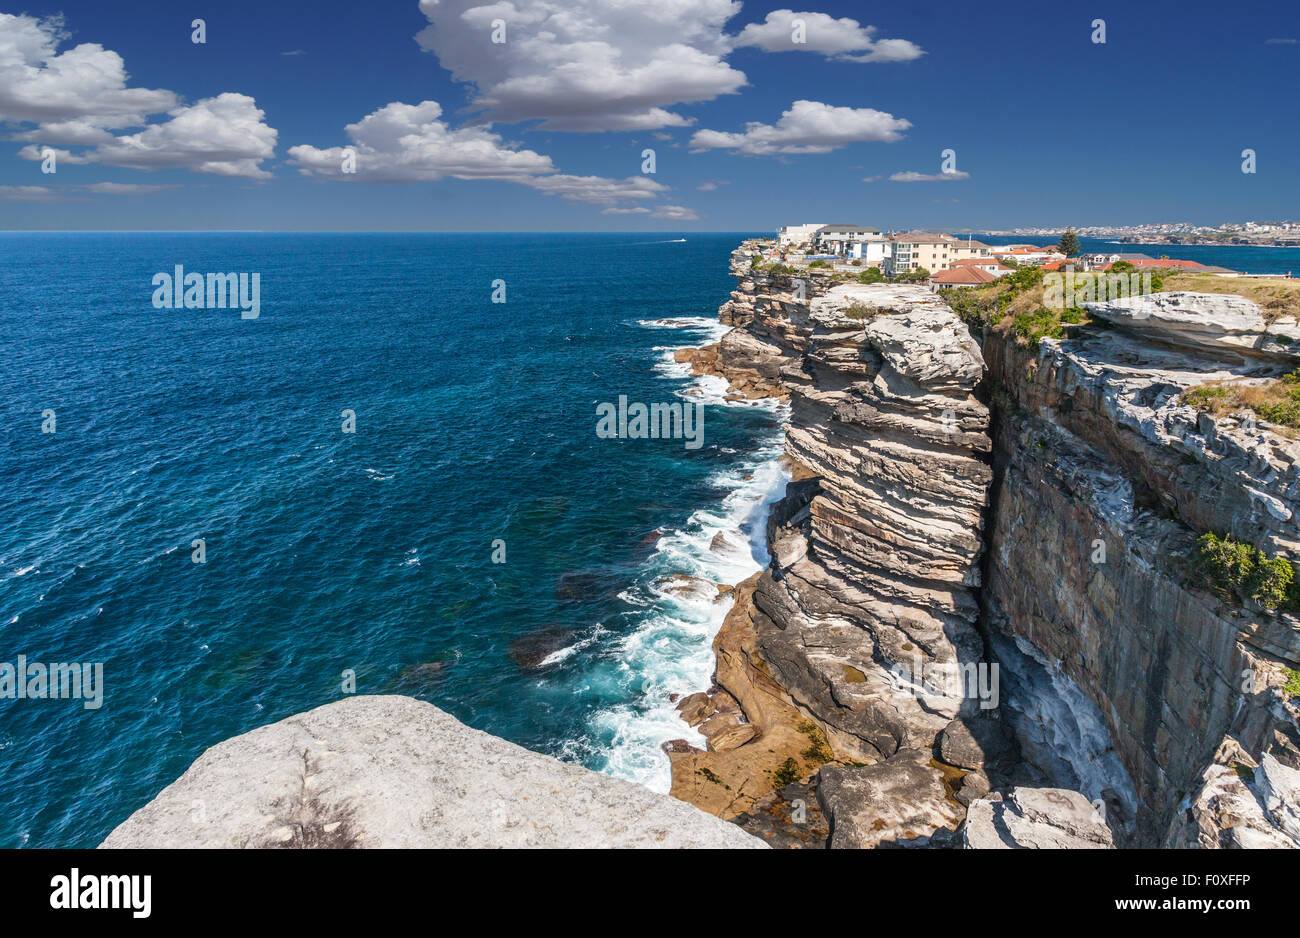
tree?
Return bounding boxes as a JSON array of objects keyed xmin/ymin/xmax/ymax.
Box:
[
  {"xmin": 1057, "ymin": 228, "xmax": 1081, "ymax": 256},
  {"xmin": 859, "ymin": 267, "xmax": 885, "ymax": 284}
]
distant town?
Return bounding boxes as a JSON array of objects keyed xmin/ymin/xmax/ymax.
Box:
[
  {"xmin": 977, "ymin": 220, "xmax": 1300, "ymax": 246},
  {"xmin": 766, "ymin": 223, "xmax": 1293, "ymax": 290}
]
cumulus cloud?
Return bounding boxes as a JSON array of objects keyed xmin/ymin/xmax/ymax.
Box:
[
  {"xmin": 414, "ymin": 0, "xmax": 746, "ymax": 130},
  {"xmin": 689, "ymin": 99, "xmax": 909, "ymax": 155},
  {"xmin": 3, "ymin": 15, "xmax": 277, "ymax": 179},
  {"xmin": 0, "ymin": 13, "xmax": 178, "ymax": 136},
  {"xmin": 288, "ymin": 101, "xmax": 556, "ymax": 182},
  {"xmin": 889, "ymin": 170, "xmax": 971, "ymax": 182},
  {"xmin": 731, "ymin": 10, "xmax": 924, "ymax": 62},
  {"xmin": 289, "ymin": 100, "xmax": 676, "ymax": 209},
  {"xmin": 18, "ymin": 94, "xmax": 278, "ymax": 179}
]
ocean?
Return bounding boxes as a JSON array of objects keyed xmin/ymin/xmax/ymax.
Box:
[
  {"xmin": 973, "ymin": 234, "xmax": 1300, "ymax": 276},
  {"xmin": 0, "ymin": 231, "xmax": 789, "ymax": 848}
]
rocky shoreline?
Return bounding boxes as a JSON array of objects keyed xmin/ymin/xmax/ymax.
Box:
[{"xmin": 664, "ymin": 240, "xmax": 1300, "ymax": 848}]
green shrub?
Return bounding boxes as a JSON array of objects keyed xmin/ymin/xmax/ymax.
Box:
[
  {"xmin": 858, "ymin": 267, "xmax": 885, "ymax": 284},
  {"xmin": 1284, "ymin": 669, "xmax": 1300, "ymax": 699},
  {"xmin": 809, "ymin": 259, "xmax": 829, "ymax": 268},
  {"xmin": 1195, "ymin": 532, "xmax": 1297, "ymax": 611},
  {"xmin": 1012, "ymin": 308, "xmax": 1064, "ymax": 350}
]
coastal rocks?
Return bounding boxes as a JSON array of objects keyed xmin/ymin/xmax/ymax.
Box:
[
  {"xmin": 672, "ymin": 262, "xmax": 996, "ymax": 832},
  {"xmin": 667, "ymin": 574, "xmax": 849, "ymax": 819},
  {"xmin": 752, "ymin": 284, "xmax": 994, "ymax": 766},
  {"xmin": 961, "ymin": 788, "xmax": 1115, "ymax": 849},
  {"xmin": 101, "ymin": 696, "xmax": 766, "ymax": 849},
  {"xmin": 816, "ymin": 750, "xmax": 964, "ymax": 849},
  {"xmin": 1165, "ymin": 738, "xmax": 1300, "ymax": 848}
]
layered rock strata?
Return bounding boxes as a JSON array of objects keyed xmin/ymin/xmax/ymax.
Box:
[
  {"xmin": 676, "ymin": 244, "xmax": 1300, "ymax": 849},
  {"xmin": 672, "ymin": 245, "xmax": 1002, "ymax": 845}
]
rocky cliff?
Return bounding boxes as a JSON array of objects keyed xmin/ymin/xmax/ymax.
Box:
[{"xmin": 670, "ymin": 242, "xmax": 1300, "ymax": 849}]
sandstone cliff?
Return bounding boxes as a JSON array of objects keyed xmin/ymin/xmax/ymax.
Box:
[{"xmin": 671, "ymin": 242, "xmax": 1300, "ymax": 849}]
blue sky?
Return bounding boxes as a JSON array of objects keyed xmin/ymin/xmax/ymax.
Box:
[{"xmin": 1, "ymin": 0, "xmax": 1297, "ymax": 230}]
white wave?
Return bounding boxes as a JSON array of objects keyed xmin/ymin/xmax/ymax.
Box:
[{"xmin": 584, "ymin": 437, "xmax": 790, "ymax": 793}]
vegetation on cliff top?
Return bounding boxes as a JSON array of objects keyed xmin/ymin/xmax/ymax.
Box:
[
  {"xmin": 1181, "ymin": 370, "xmax": 1300, "ymax": 431},
  {"xmin": 1193, "ymin": 532, "xmax": 1299, "ymax": 613}
]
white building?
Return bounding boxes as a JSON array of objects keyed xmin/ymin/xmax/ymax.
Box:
[{"xmin": 777, "ymin": 223, "xmax": 826, "ymax": 246}]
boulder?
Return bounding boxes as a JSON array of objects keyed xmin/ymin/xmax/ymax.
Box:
[
  {"xmin": 962, "ymin": 788, "xmax": 1114, "ymax": 849},
  {"xmin": 816, "ymin": 750, "xmax": 964, "ymax": 848},
  {"xmin": 101, "ymin": 696, "xmax": 766, "ymax": 849}
]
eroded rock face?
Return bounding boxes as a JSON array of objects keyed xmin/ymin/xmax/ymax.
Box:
[
  {"xmin": 671, "ymin": 254, "xmax": 999, "ymax": 835},
  {"xmin": 101, "ymin": 696, "xmax": 766, "ymax": 849},
  {"xmin": 962, "ymin": 788, "xmax": 1114, "ymax": 849},
  {"xmin": 756, "ymin": 284, "xmax": 994, "ymax": 770},
  {"xmin": 982, "ymin": 294, "xmax": 1300, "ymax": 846}
]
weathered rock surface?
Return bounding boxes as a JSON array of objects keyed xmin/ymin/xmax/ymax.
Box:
[
  {"xmin": 817, "ymin": 750, "xmax": 964, "ymax": 848},
  {"xmin": 983, "ymin": 288, "xmax": 1300, "ymax": 845},
  {"xmin": 101, "ymin": 696, "xmax": 766, "ymax": 849},
  {"xmin": 1085, "ymin": 291, "xmax": 1298, "ymax": 362},
  {"xmin": 962, "ymin": 788, "xmax": 1115, "ymax": 849}
]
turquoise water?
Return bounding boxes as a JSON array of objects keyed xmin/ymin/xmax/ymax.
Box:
[{"xmin": 0, "ymin": 232, "xmax": 790, "ymax": 847}]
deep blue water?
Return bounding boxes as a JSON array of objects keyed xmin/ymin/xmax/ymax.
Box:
[
  {"xmin": 973, "ymin": 234, "xmax": 1300, "ymax": 276},
  {"xmin": 0, "ymin": 231, "xmax": 791, "ymax": 847}
]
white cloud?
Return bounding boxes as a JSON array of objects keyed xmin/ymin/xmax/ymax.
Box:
[
  {"xmin": 19, "ymin": 94, "xmax": 278, "ymax": 179},
  {"xmin": 82, "ymin": 182, "xmax": 180, "ymax": 194},
  {"xmin": 890, "ymin": 170, "xmax": 971, "ymax": 182},
  {"xmin": 289, "ymin": 100, "xmax": 674, "ymax": 209},
  {"xmin": 689, "ymin": 99, "xmax": 909, "ymax": 155},
  {"xmin": 414, "ymin": 0, "xmax": 746, "ymax": 130},
  {"xmin": 288, "ymin": 100, "xmax": 556, "ymax": 182},
  {"xmin": 0, "ymin": 13, "xmax": 178, "ymax": 136},
  {"xmin": 732, "ymin": 10, "xmax": 924, "ymax": 62},
  {"xmin": 0, "ymin": 184, "xmax": 59, "ymax": 201},
  {"xmin": 649, "ymin": 204, "xmax": 700, "ymax": 220},
  {"xmin": 2, "ymin": 15, "xmax": 277, "ymax": 179}
]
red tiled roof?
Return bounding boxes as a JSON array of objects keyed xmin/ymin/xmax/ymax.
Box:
[
  {"xmin": 931, "ymin": 266, "xmax": 998, "ymax": 284},
  {"xmin": 952, "ymin": 258, "xmax": 1012, "ymax": 270}
]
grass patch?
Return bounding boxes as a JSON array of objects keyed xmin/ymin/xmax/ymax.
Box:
[
  {"xmin": 843, "ymin": 300, "xmax": 880, "ymax": 320},
  {"xmin": 1285, "ymin": 668, "xmax": 1300, "ymax": 699},
  {"xmin": 1180, "ymin": 370, "xmax": 1300, "ymax": 431},
  {"xmin": 1161, "ymin": 272, "xmax": 1300, "ymax": 323}
]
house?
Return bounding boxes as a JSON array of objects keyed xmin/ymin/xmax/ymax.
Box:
[
  {"xmin": 930, "ymin": 265, "xmax": 999, "ymax": 289},
  {"xmin": 990, "ymin": 245, "xmax": 1066, "ymax": 266},
  {"xmin": 951, "ymin": 257, "xmax": 1013, "ymax": 277},
  {"xmin": 778, "ymin": 223, "xmax": 826, "ymax": 246},
  {"xmin": 814, "ymin": 224, "xmax": 885, "ymax": 257}
]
